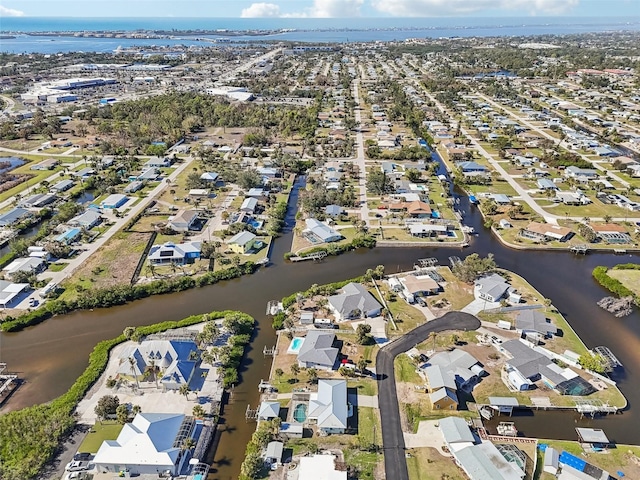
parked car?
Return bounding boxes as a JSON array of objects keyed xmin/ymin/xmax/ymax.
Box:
[{"xmin": 65, "ymin": 461, "xmax": 89, "ymax": 472}]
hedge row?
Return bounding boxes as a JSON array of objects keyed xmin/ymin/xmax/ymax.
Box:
[
  {"xmin": 612, "ymin": 263, "xmax": 640, "ymax": 271},
  {"xmin": 0, "ymin": 310, "xmax": 254, "ymax": 480},
  {"xmin": 0, "ymin": 262, "xmax": 257, "ymax": 332},
  {"xmin": 592, "ymin": 265, "xmax": 639, "ymax": 305},
  {"xmin": 281, "ymin": 275, "xmax": 365, "ymax": 310}
]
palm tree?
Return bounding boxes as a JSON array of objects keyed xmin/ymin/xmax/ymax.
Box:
[
  {"xmin": 181, "ymin": 437, "xmax": 196, "ymax": 452},
  {"xmin": 179, "ymin": 383, "xmax": 191, "ymax": 400},
  {"xmin": 192, "ymin": 404, "xmax": 206, "ymax": 418},
  {"xmin": 357, "ymin": 357, "xmax": 367, "ymax": 374},
  {"xmin": 128, "ymin": 357, "xmax": 140, "ymax": 391},
  {"xmin": 428, "ymin": 332, "xmax": 438, "ymax": 352}
]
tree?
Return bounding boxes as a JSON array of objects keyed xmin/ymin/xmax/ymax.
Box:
[
  {"xmin": 508, "ymin": 204, "xmax": 523, "ymax": 220},
  {"xmin": 181, "ymin": 437, "xmax": 196, "ymax": 452},
  {"xmin": 451, "ymin": 253, "xmax": 497, "ymax": 283},
  {"xmin": 123, "ymin": 326, "xmax": 136, "ymax": 339},
  {"xmin": 94, "ymin": 395, "xmax": 119, "ymax": 422},
  {"xmin": 179, "ymin": 383, "xmax": 191, "ymax": 400},
  {"xmin": 116, "ymin": 404, "xmax": 129, "ymax": 424},
  {"xmin": 290, "ymin": 364, "xmax": 300, "ymax": 379},
  {"xmin": 578, "ymin": 353, "xmax": 608, "ymax": 374},
  {"xmin": 357, "ymin": 357, "xmax": 368, "ymax": 373},
  {"xmin": 405, "ymin": 168, "xmax": 422, "ymax": 183},
  {"xmin": 366, "ymin": 170, "xmax": 394, "ymax": 195},
  {"xmin": 307, "ymin": 367, "xmax": 318, "ymax": 384},
  {"xmin": 449, "ymin": 333, "xmax": 460, "ymax": 346},
  {"xmin": 275, "ymin": 368, "xmax": 284, "ymax": 379},
  {"xmin": 128, "ymin": 356, "xmax": 140, "ymax": 391},
  {"xmin": 237, "ymin": 168, "xmax": 262, "ymax": 190},
  {"xmin": 192, "ymin": 405, "xmax": 206, "ymax": 418},
  {"xmin": 429, "ymin": 331, "xmax": 438, "ymax": 351},
  {"xmin": 356, "ymin": 323, "xmax": 374, "ymax": 345},
  {"xmin": 240, "ymin": 451, "xmax": 263, "ymax": 479},
  {"xmin": 132, "ymin": 404, "xmax": 141, "ymax": 416}
]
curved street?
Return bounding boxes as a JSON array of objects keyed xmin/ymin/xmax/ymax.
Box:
[{"xmin": 375, "ymin": 311, "xmax": 481, "ymax": 480}]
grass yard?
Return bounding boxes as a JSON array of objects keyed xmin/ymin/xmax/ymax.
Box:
[
  {"xmin": 48, "ymin": 262, "xmax": 69, "ymax": 272},
  {"xmin": 407, "ymin": 447, "xmax": 463, "ymax": 480},
  {"xmin": 384, "ymin": 293, "xmax": 427, "ymax": 335},
  {"xmin": 78, "ymin": 422, "xmax": 124, "ymax": 454},
  {"xmin": 395, "ymin": 354, "xmax": 422, "ymax": 383},
  {"xmin": 608, "ymin": 269, "xmax": 640, "ymax": 296}
]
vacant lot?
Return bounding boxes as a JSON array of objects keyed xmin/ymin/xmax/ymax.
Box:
[{"xmin": 608, "ymin": 269, "xmax": 640, "ymax": 296}]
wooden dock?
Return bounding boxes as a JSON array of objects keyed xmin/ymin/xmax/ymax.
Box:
[
  {"xmin": 569, "ymin": 245, "xmax": 589, "ymax": 254},
  {"xmin": 289, "ymin": 251, "xmax": 328, "ymax": 262}
]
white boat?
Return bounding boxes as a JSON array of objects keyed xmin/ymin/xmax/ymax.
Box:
[{"xmin": 496, "ymin": 422, "xmax": 518, "ymax": 437}]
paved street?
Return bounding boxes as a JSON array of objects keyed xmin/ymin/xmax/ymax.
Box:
[
  {"xmin": 352, "ymin": 80, "xmax": 372, "ymax": 226},
  {"xmin": 375, "ymin": 311, "xmax": 480, "ymax": 480}
]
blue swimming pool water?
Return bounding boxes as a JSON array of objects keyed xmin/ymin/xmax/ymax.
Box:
[
  {"xmin": 288, "ymin": 337, "xmax": 304, "ymax": 354},
  {"xmin": 293, "ymin": 403, "xmax": 307, "ymax": 423}
]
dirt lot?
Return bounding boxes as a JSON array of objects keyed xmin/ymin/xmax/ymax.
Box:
[{"xmin": 63, "ymin": 231, "xmax": 151, "ymax": 295}]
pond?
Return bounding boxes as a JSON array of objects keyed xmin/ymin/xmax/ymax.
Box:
[{"xmin": 0, "ymin": 156, "xmax": 26, "ymax": 174}]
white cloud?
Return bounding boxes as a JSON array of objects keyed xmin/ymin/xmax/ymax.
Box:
[
  {"xmin": 370, "ymin": 0, "xmax": 579, "ymax": 17},
  {"xmin": 0, "ymin": 5, "xmax": 25, "ymax": 16},
  {"xmin": 284, "ymin": 0, "xmax": 364, "ymax": 17},
  {"xmin": 241, "ymin": 2, "xmax": 281, "ymax": 18}
]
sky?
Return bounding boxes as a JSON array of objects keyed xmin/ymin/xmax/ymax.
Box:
[{"xmin": 0, "ymin": 0, "xmax": 638, "ymax": 18}]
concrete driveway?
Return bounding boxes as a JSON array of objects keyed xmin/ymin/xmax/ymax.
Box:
[{"xmin": 403, "ymin": 420, "xmax": 451, "ymax": 455}]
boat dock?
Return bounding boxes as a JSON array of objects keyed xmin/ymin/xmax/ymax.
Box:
[
  {"xmin": 0, "ymin": 363, "xmax": 20, "ymax": 407},
  {"xmin": 594, "ymin": 346, "xmax": 623, "ymax": 369},
  {"xmin": 569, "ymin": 245, "xmax": 589, "ymax": 254},
  {"xmin": 288, "ymin": 251, "xmax": 328, "ymax": 262}
]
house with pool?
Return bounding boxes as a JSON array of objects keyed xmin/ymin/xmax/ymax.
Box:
[
  {"xmin": 308, "ymin": 379, "xmax": 350, "ymax": 435},
  {"xmin": 292, "ymin": 331, "xmax": 340, "ymax": 371}
]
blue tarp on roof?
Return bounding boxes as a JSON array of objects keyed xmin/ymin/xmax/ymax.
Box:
[{"xmin": 559, "ymin": 451, "xmax": 586, "ymax": 472}]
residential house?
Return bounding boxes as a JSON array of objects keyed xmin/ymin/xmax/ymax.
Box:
[
  {"xmin": 68, "ymin": 210, "xmax": 102, "ymax": 229},
  {"xmin": 475, "ymin": 273, "xmax": 511, "ymax": 303},
  {"xmin": 144, "ymin": 156, "xmax": 171, "ymax": 169},
  {"xmin": 30, "ymin": 158, "xmax": 59, "ymax": 170},
  {"xmin": 54, "ymin": 227, "xmax": 81, "ymax": 245},
  {"xmin": 136, "ymin": 168, "xmax": 160, "ymax": 181},
  {"xmin": 454, "ymin": 442, "xmax": 525, "ymax": 480},
  {"xmin": 424, "ymin": 349, "xmax": 485, "ymax": 394},
  {"xmin": 148, "ymin": 242, "xmax": 201, "ymax": 266},
  {"xmin": 325, "ymin": 205, "xmax": 343, "ymax": 217},
  {"xmin": 537, "ymin": 178, "xmax": 558, "ymax": 190},
  {"xmin": 438, "ymin": 416, "xmax": 475, "ymax": 452},
  {"xmin": 307, "ymin": 379, "xmax": 349, "ymax": 434},
  {"xmin": 117, "ymin": 339, "xmax": 198, "ymax": 390},
  {"xmin": 408, "ymin": 223, "xmax": 450, "ymax": 238},
  {"xmin": 515, "ymin": 310, "xmax": 558, "ymax": 339},
  {"xmin": 200, "ymin": 172, "xmax": 219, "ymax": 183},
  {"xmin": 564, "ymin": 166, "xmax": 598, "ymax": 182},
  {"xmin": 264, "ymin": 441, "xmax": 284, "ymax": 466},
  {"xmin": 430, "ymin": 387, "xmax": 459, "ymax": 410},
  {"xmin": 304, "ymin": 218, "xmax": 343, "ymax": 244},
  {"xmin": 3, "ymin": 257, "xmax": 46, "ymax": 280},
  {"xmin": 500, "ymin": 339, "xmax": 595, "ymax": 395},
  {"xmin": 0, "ymin": 207, "xmax": 32, "ymax": 227},
  {"xmin": 258, "ymin": 401, "xmax": 281, "ymax": 421},
  {"xmin": 490, "ymin": 194, "xmax": 511, "ymax": 205},
  {"xmin": 457, "ymin": 161, "xmax": 487, "ymax": 173},
  {"xmin": 168, "ymin": 210, "xmax": 199, "ymax": 232},
  {"xmin": 50, "ymin": 179, "xmax": 75, "ymax": 193},
  {"xmin": 124, "ymin": 181, "xmax": 144, "ymax": 194},
  {"xmin": 556, "ymin": 191, "xmax": 590, "ymax": 205},
  {"xmin": 100, "ymin": 194, "xmax": 128, "ymax": 209},
  {"xmin": 93, "ymin": 413, "xmax": 197, "ymax": 476},
  {"xmin": 400, "ymin": 274, "xmax": 441, "ymax": 300},
  {"xmin": 19, "ymin": 193, "xmax": 57, "ymax": 208},
  {"xmin": 328, "ymin": 282, "xmax": 382, "ymax": 321},
  {"xmin": 520, "ymin": 222, "xmax": 573, "ymax": 243},
  {"xmin": 240, "ymin": 197, "xmax": 258, "ymax": 214},
  {"xmin": 297, "ymin": 331, "xmax": 339, "ymax": 370},
  {"xmin": 73, "ymin": 167, "xmax": 95, "ymax": 179},
  {"xmin": 0, "ymin": 280, "xmax": 30, "ymax": 308},
  {"xmin": 227, "ymin": 231, "xmax": 257, "ymax": 254},
  {"xmin": 589, "ymin": 223, "xmax": 632, "ymax": 244}
]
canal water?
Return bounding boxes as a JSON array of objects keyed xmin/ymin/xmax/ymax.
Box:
[{"xmin": 0, "ymin": 176, "xmax": 639, "ymax": 478}]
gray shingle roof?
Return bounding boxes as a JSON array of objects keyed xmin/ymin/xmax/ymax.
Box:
[
  {"xmin": 297, "ymin": 331, "xmax": 338, "ymax": 368},
  {"xmin": 515, "ymin": 310, "xmax": 558, "ymax": 336},
  {"xmin": 328, "ymin": 283, "xmax": 381, "ymax": 318}
]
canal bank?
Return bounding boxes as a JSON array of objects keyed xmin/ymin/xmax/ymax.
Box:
[{"xmin": 1, "ymin": 175, "xmax": 640, "ymax": 479}]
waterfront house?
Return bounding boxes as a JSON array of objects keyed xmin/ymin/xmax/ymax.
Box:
[
  {"xmin": 307, "ymin": 379, "xmax": 349, "ymax": 434},
  {"xmin": 588, "ymin": 223, "xmax": 632, "ymax": 244},
  {"xmin": 399, "ymin": 274, "xmax": 441, "ymax": 300},
  {"xmin": 51, "ymin": 179, "xmax": 75, "ymax": 193},
  {"xmin": 3, "ymin": 257, "xmax": 46, "ymax": 280},
  {"xmin": 423, "ymin": 349, "xmax": 485, "ymax": 394},
  {"xmin": 68, "ymin": 210, "xmax": 102, "ymax": 229},
  {"xmin": 475, "ymin": 273, "xmax": 511, "ymax": 302},
  {"xmin": 520, "ymin": 222, "xmax": 573, "ymax": 243},
  {"xmin": 515, "ymin": 310, "xmax": 558, "ymax": 339},
  {"xmin": 457, "ymin": 161, "xmax": 487, "ymax": 173},
  {"xmin": 264, "ymin": 441, "xmax": 284, "ymax": 466},
  {"xmin": 0, "ymin": 207, "xmax": 31, "ymax": 227},
  {"xmin": 227, "ymin": 231, "xmax": 257, "ymax": 254},
  {"xmin": 19, "ymin": 193, "xmax": 57, "ymax": 208},
  {"xmin": 327, "ymin": 282, "xmax": 382, "ymax": 321},
  {"xmin": 408, "ymin": 223, "xmax": 450, "ymax": 238},
  {"xmin": 0, "ymin": 279, "xmax": 29, "ymax": 308},
  {"xmin": 257, "ymin": 401, "xmax": 281, "ymax": 421},
  {"xmin": 454, "ymin": 442, "xmax": 525, "ymax": 480},
  {"xmin": 297, "ymin": 331, "xmax": 339, "ymax": 370},
  {"xmin": 100, "ymin": 194, "xmax": 128, "ymax": 209},
  {"xmin": 438, "ymin": 417, "xmax": 475, "ymax": 452},
  {"xmin": 93, "ymin": 413, "xmax": 197, "ymax": 476},
  {"xmin": 303, "ymin": 218, "xmax": 343, "ymax": 244},
  {"xmin": 118, "ymin": 339, "xmax": 198, "ymax": 390},
  {"xmin": 31, "ymin": 158, "xmax": 59, "ymax": 170},
  {"xmin": 148, "ymin": 242, "xmax": 201, "ymax": 266},
  {"xmin": 168, "ymin": 209, "xmax": 199, "ymax": 232},
  {"xmin": 73, "ymin": 167, "xmax": 95, "ymax": 179}
]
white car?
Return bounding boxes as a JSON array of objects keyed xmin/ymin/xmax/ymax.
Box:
[
  {"xmin": 64, "ymin": 472, "xmax": 81, "ymax": 480},
  {"xmin": 65, "ymin": 461, "xmax": 88, "ymax": 472}
]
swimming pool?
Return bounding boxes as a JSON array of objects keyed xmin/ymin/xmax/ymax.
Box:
[
  {"xmin": 287, "ymin": 337, "xmax": 305, "ymax": 354},
  {"xmin": 293, "ymin": 403, "xmax": 307, "ymax": 423}
]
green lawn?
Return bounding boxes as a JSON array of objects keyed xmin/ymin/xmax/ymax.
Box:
[
  {"xmin": 608, "ymin": 269, "xmax": 640, "ymax": 296},
  {"xmin": 78, "ymin": 422, "xmax": 124, "ymax": 453},
  {"xmin": 48, "ymin": 263, "xmax": 69, "ymax": 272},
  {"xmin": 394, "ymin": 354, "xmax": 422, "ymax": 383}
]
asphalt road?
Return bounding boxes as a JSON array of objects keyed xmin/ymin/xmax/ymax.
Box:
[{"xmin": 376, "ymin": 311, "xmax": 481, "ymax": 480}]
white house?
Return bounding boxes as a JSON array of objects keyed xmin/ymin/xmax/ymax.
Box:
[
  {"xmin": 167, "ymin": 210, "xmax": 199, "ymax": 232},
  {"xmin": 308, "ymin": 379, "xmax": 350, "ymax": 434},
  {"xmin": 303, "ymin": 218, "xmax": 343, "ymax": 243},
  {"xmin": 327, "ymin": 282, "xmax": 382, "ymax": 321},
  {"xmin": 93, "ymin": 413, "xmax": 197, "ymax": 476},
  {"xmin": 298, "ymin": 454, "xmax": 346, "ymax": 480}
]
